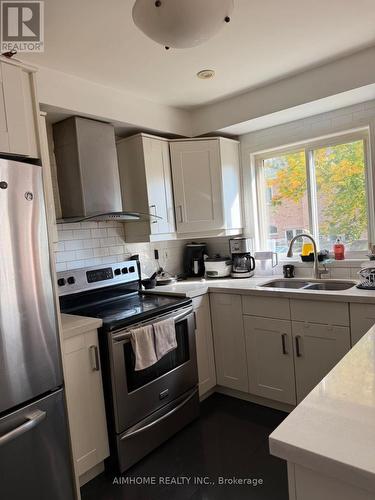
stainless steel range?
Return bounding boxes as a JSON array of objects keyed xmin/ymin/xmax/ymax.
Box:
[{"xmin": 58, "ymin": 261, "xmax": 199, "ymax": 472}]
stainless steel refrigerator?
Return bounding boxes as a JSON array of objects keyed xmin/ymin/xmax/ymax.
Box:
[{"xmin": 0, "ymin": 158, "xmax": 75, "ymax": 499}]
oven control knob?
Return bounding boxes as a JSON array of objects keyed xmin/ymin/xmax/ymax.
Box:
[
  {"xmin": 114, "ymin": 268, "xmax": 121, "ymax": 276},
  {"xmin": 67, "ymin": 276, "xmax": 76, "ymax": 285},
  {"xmin": 129, "ymin": 266, "xmax": 135, "ymax": 273},
  {"xmin": 57, "ymin": 278, "xmax": 66, "ymax": 287},
  {"xmin": 122, "ymin": 267, "xmax": 128, "ymax": 274}
]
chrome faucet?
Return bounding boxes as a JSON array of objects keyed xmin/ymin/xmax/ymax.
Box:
[{"xmin": 287, "ymin": 233, "xmax": 328, "ymax": 279}]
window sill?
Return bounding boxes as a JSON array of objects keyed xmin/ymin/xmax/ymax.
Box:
[{"xmin": 278, "ymin": 258, "xmax": 368, "ymax": 268}]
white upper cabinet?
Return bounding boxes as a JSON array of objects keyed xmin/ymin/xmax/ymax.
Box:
[
  {"xmin": 169, "ymin": 138, "xmax": 243, "ymax": 236},
  {"xmin": 0, "ymin": 59, "xmax": 39, "ymax": 158},
  {"xmin": 117, "ymin": 133, "xmax": 176, "ymax": 242}
]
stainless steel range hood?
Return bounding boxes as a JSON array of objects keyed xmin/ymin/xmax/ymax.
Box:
[{"xmin": 53, "ymin": 116, "xmax": 159, "ymax": 224}]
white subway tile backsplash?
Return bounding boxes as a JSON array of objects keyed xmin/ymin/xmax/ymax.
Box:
[
  {"xmin": 75, "ymin": 249, "xmax": 94, "ymax": 260},
  {"xmin": 83, "ymin": 239, "xmax": 101, "ymax": 249},
  {"xmin": 53, "ymin": 219, "xmax": 233, "ymax": 275},
  {"xmin": 107, "ymin": 227, "xmax": 124, "ymax": 237},
  {"xmin": 63, "ymin": 222, "xmax": 80, "ymax": 230},
  {"xmin": 80, "ymin": 221, "xmax": 97, "ymax": 229},
  {"xmin": 55, "ymin": 262, "xmax": 67, "ymax": 272},
  {"xmin": 73, "ymin": 229, "xmax": 91, "ymax": 240},
  {"xmin": 54, "ymin": 241, "xmax": 64, "ymax": 252},
  {"xmin": 94, "ymin": 247, "xmax": 110, "ymax": 257},
  {"xmin": 56, "ymin": 251, "xmax": 77, "ymax": 263},
  {"xmin": 100, "ymin": 237, "xmax": 117, "ymax": 247},
  {"xmin": 350, "ymin": 268, "xmax": 361, "ymax": 279},
  {"xmin": 330, "ymin": 267, "xmax": 351, "ymax": 279},
  {"xmin": 109, "ymin": 246, "xmax": 125, "ymax": 256},
  {"xmin": 91, "ymin": 228, "xmax": 107, "ymax": 239},
  {"xmin": 64, "ymin": 240, "xmax": 84, "ymax": 251},
  {"xmin": 58, "ymin": 230, "xmax": 74, "ymax": 241}
]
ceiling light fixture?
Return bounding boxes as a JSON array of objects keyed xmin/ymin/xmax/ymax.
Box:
[
  {"xmin": 197, "ymin": 69, "xmax": 215, "ymax": 80},
  {"xmin": 132, "ymin": 0, "xmax": 234, "ymax": 50}
]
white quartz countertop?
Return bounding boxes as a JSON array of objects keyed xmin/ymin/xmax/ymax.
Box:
[
  {"xmin": 269, "ymin": 324, "xmax": 375, "ymax": 494},
  {"xmin": 145, "ymin": 276, "xmax": 375, "ymax": 303},
  {"xmin": 61, "ymin": 313, "xmax": 103, "ymax": 339}
]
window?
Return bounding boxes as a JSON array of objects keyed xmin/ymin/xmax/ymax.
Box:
[{"xmin": 255, "ymin": 135, "xmax": 369, "ymax": 255}]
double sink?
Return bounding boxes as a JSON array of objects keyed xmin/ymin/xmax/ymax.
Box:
[{"xmin": 259, "ymin": 279, "xmax": 356, "ymax": 291}]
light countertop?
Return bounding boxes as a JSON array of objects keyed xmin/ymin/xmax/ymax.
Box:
[
  {"xmin": 145, "ymin": 276, "xmax": 375, "ymax": 303},
  {"xmin": 61, "ymin": 313, "xmax": 103, "ymax": 339},
  {"xmin": 269, "ymin": 324, "xmax": 375, "ymax": 494}
]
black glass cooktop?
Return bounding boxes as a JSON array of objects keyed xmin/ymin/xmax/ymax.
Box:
[{"xmin": 60, "ymin": 288, "xmax": 191, "ymax": 332}]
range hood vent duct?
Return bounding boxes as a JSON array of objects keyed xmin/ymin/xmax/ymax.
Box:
[{"xmin": 53, "ymin": 116, "xmax": 159, "ymax": 224}]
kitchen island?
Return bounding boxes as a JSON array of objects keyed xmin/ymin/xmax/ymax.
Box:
[{"xmin": 269, "ymin": 324, "xmax": 375, "ymax": 499}]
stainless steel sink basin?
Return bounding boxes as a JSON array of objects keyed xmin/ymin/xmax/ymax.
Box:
[
  {"xmin": 260, "ymin": 279, "xmax": 356, "ymax": 291},
  {"xmin": 303, "ymin": 281, "xmax": 355, "ymax": 291},
  {"xmin": 260, "ymin": 280, "xmax": 310, "ymax": 289}
]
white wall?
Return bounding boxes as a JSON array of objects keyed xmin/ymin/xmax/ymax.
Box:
[
  {"xmin": 30, "ymin": 46, "xmax": 375, "ymax": 139},
  {"xmin": 36, "ymin": 66, "xmax": 192, "ymax": 137},
  {"xmin": 240, "ymin": 99, "xmax": 375, "ymax": 248},
  {"xmin": 192, "ymin": 46, "xmax": 375, "ymax": 136}
]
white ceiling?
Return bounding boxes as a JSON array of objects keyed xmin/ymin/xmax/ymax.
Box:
[{"xmin": 23, "ymin": 0, "xmax": 375, "ymax": 110}]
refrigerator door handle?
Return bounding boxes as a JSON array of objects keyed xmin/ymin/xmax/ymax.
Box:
[{"xmin": 0, "ymin": 410, "xmax": 46, "ymax": 447}]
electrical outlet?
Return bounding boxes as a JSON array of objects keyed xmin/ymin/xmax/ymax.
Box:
[
  {"xmin": 154, "ymin": 249, "xmax": 159, "ymax": 260},
  {"xmin": 163, "ymin": 249, "xmax": 168, "ymax": 260}
]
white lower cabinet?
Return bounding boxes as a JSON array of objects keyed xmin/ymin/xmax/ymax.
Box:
[
  {"xmin": 210, "ymin": 293, "xmax": 248, "ymax": 392},
  {"xmin": 244, "ymin": 316, "xmax": 296, "ymax": 405},
  {"xmin": 292, "ymin": 321, "xmax": 350, "ymax": 402},
  {"xmin": 207, "ymin": 294, "xmax": 367, "ymax": 408},
  {"xmin": 192, "ymin": 295, "xmax": 216, "ymax": 397},
  {"xmin": 63, "ymin": 329, "xmax": 109, "ymax": 480}
]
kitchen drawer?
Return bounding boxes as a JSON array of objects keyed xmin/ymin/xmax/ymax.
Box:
[
  {"xmin": 350, "ymin": 303, "xmax": 375, "ymax": 345},
  {"xmin": 290, "ymin": 299, "xmax": 349, "ymax": 326},
  {"xmin": 242, "ymin": 295, "xmax": 290, "ymax": 320}
]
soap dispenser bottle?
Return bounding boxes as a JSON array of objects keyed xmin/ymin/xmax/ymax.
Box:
[{"xmin": 333, "ymin": 237, "xmax": 345, "ymax": 260}]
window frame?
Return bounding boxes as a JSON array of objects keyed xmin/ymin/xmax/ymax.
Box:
[{"xmin": 252, "ymin": 130, "xmax": 372, "ymax": 257}]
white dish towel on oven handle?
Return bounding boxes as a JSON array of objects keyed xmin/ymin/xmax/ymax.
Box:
[
  {"xmin": 153, "ymin": 317, "xmax": 177, "ymax": 360},
  {"xmin": 130, "ymin": 324, "xmax": 158, "ymax": 371}
]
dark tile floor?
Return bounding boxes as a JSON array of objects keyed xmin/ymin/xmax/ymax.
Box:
[{"xmin": 81, "ymin": 394, "xmax": 289, "ymax": 500}]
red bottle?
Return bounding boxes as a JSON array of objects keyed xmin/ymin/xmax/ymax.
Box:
[{"xmin": 333, "ymin": 237, "xmax": 345, "ymax": 260}]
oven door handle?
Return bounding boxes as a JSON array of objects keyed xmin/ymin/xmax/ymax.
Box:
[
  {"xmin": 112, "ymin": 307, "xmax": 194, "ymax": 342},
  {"xmin": 120, "ymin": 389, "xmax": 197, "ymax": 440}
]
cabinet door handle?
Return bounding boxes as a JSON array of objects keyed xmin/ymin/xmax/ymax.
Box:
[
  {"xmin": 177, "ymin": 205, "xmax": 184, "ymax": 223},
  {"xmin": 149, "ymin": 205, "xmax": 158, "ymax": 223},
  {"xmin": 89, "ymin": 345, "xmax": 100, "ymax": 371},
  {"xmin": 295, "ymin": 335, "xmax": 302, "ymax": 357},
  {"xmin": 193, "ymin": 311, "xmax": 197, "ymax": 330},
  {"xmin": 281, "ymin": 333, "xmax": 288, "ymax": 355}
]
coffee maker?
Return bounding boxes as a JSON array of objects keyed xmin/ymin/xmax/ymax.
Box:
[
  {"xmin": 229, "ymin": 237, "xmax": 255, "ymax": 278},
  {"xmin": 183, "ymin": 243, "xmax": 207, "ymax": 278}
]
